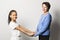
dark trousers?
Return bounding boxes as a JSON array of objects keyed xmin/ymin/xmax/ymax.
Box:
[{"xmin": 39, "ymin": 35, "xmax": 49, "ymax": 40}]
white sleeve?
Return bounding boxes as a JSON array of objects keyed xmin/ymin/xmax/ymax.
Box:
[{"xmin": 9, "ymin": 22, "xmax": 19, "ymax": 30}]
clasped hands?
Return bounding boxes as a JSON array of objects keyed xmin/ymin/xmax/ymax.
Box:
[
  {"xmin": 19, "ymin": 25, "xmax": 35, "ymax": 37},
  {"xmin": 26, "ymin": 31, "xmax": 35, "ymax": 37},
  {"xmin": 22, "ymin": 28, "xmax": 35, "ymax": 37}
]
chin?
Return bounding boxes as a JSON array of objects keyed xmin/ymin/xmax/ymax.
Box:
[
  {"xmin": 13, "ymin": 19, "xmax": 16, "ymax": 21},
  {"xmin": 43, "ymin": 11, "xmax": 46, "ymax": 13}
]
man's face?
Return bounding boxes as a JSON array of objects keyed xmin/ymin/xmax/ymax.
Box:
[{"xmin": 42, "ymin": 4, "xmax": 48, "ymax": 13}]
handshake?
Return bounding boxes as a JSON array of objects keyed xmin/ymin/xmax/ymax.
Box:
[
  {"xmin": 22, "ymin": 29, "xmax": 35, "ymax": 37},
  {"xmin": 18, "ymin": 25, "xmax": 35, "ymax": 37},
  {"xmin": 25, "ymin": 31, "xmax": 35, "ymax": 37},
  {"xmin": 19, "ymin": 26, "xmax": 36, "ymax": 37}
]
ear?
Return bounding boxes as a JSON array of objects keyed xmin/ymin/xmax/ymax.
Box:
[{"xmin": 10, "ymin": 15, "xmax": 11, "ymax": 18}]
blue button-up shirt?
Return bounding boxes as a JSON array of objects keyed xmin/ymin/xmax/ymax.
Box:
[{"xmin": 34, "ymin": 13, "xmax": 52, "ymax": 37}]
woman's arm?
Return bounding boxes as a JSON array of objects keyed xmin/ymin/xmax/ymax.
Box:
[{"xmin": 15, "ymin": 25, "xmax": 34, "ymax": 36}]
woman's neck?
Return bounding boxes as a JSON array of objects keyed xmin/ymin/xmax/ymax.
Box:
[{"xmin": 11, "ymin": 20, "xmax": 16, "ymax": 22}]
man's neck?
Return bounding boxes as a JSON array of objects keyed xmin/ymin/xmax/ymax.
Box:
[{"xmin": 43, "ymin": 12, "xmax": 49, "ymax": 15}]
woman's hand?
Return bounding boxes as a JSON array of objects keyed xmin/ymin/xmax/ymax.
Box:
[
  {"xmin": 16, "ymin": 25, "xmax": 35, "ymax": 37},
  {"xmin": 27, "ymin": 32, "xmax": 35, "ymax": 37}
]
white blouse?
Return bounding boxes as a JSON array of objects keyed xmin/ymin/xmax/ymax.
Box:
[{"xmin": 9, "ymin": 21, "xmax": 21, "ymax": 37}]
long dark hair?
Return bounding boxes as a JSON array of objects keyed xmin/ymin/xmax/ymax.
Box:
[{"xmin": 8, "ymin": 10, "xmax": 17, "ymax": 24}]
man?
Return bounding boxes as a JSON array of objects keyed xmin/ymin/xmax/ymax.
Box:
[{"xmin": 33, "ymin": 2, "xmax": 52, "ymax": 40}]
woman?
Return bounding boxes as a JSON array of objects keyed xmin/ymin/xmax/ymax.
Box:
[
  {"xmin": 8, "ymin": 10, "xmax": 34, "ymax": 40},
  {"xmin": 34, "ymin": 2, "xmax": 52, "ymax": 40}
]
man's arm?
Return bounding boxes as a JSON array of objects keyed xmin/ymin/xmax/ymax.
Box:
[{"xmin": 34, "ymin": 15, "xmax": 51, "ymax": 36}]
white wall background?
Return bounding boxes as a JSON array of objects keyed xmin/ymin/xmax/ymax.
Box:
[{"xmin": 0, "ymin": 0, "xmax": 60, "ymax": 40}]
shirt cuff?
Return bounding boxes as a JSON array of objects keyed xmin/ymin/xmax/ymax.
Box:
[{"xmin": 34, "ymin": 33, "xmax": 38, "ymax": 37}]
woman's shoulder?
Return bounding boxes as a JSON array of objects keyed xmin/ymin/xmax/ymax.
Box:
[
  {"xmin": 9, "ymin": 21, "xmax": 15, "ymax": 25},
  {"xmin": 9, "ymin": 21, "xmax": 19, "ymax": 26}
]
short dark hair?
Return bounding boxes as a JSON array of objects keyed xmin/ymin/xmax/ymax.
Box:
[{"xmin": 42, "ymin": 2, "xmax": 51, "ymax": 11}]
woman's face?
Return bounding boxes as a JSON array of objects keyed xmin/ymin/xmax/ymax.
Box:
[
  {"xmin": 42, "ymin": 4, "xmax": 48, "ymax": 13},
  {"xmin": 10, "ymin": 12, "xmax": 17, "ymax": 21}
]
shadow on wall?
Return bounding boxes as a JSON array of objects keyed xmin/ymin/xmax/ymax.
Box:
[
  {"xmin": 50, "ymin": 10, "xmax": 60, "ymax": 40},
  {"xmin": 20, "ymin": 32, "xmax": 36, "ymax": 40}
]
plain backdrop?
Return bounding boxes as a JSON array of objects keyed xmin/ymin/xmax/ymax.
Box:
[{"xmin": 0, "ymin": 0, "xmax": 60, "ymax": 40}]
